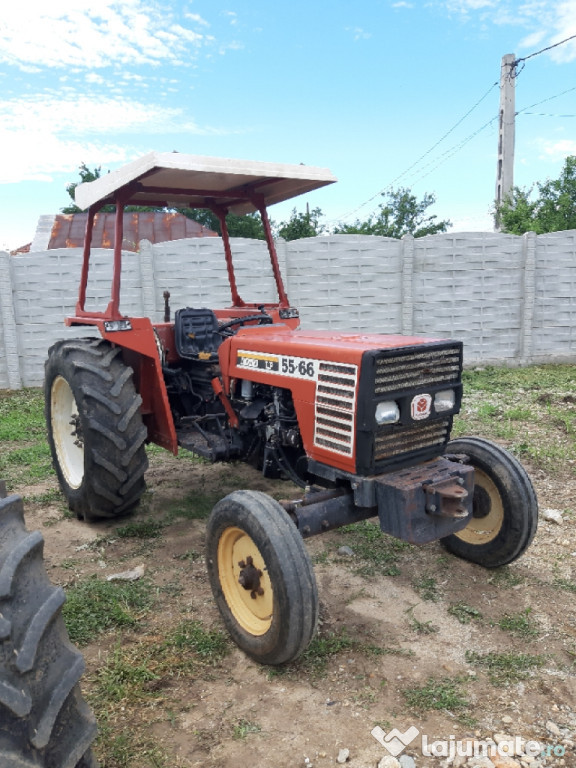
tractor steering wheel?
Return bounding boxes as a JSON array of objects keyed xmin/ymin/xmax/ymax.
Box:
[{"xmin": 218, "ymin": 313, "xmax": 273, "ymax": 337}]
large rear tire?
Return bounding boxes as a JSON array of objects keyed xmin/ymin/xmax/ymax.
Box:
[
  {"xmin": 206, "ymin": 490, "xmax": 319, "ymax": 665},
  {"xmin": 0, "ymin": 489, "xmax": 98, "ymax": 767},
  {"xmin": 44, "ymin": 338, "xmax": 148, "ymax": 522},
  {"xmin": 441, "ymin": 437, "xmax": 538, "ymax": 568}
]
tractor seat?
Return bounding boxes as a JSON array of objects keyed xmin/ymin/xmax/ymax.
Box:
[{"xmin": 174, "ymin": 307, "xmax": 222, "ymax": 362}]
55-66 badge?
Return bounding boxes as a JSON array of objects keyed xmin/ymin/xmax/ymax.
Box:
[{"xmin": 411, "ymin": 393, "xmax": 432, "ymax": 420}]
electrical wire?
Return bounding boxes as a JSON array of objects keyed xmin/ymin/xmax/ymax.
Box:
[
  {"xmin": 514, "ymin": 33, "xmax": 576, "ymax": 66},
  {"xmin": 332, "ymin": 80, "xmax": 499, "ymax": 223}
]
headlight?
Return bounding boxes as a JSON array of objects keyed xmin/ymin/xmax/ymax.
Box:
[
  {"xmin": 434, "ymin": 389, "xmax": 456, "ymax": 412},
  {"xmin": 375, "ymin": 401, "xmax": 400, "ymax": 425}
]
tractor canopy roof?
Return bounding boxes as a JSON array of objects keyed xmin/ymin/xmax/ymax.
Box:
[{"xmin": 74, "ymin": 152, "xmax": 337, "ymax": 215}]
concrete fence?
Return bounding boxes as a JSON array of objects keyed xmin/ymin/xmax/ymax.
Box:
[{"xmin": 1, "ymin": 230, "xmax": 575, "ymax": 390}]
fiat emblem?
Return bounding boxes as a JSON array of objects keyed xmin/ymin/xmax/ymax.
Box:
[{"xmin": 411, "ymin": 393, "xmax": 432, "ymax": 420}]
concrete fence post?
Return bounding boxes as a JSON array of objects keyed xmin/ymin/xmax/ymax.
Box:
[
  {"xmin": 519, "ymin": 231, "xmax": 537, "ymax": 364},
  {"xmin": 0, "ymin": 251, "xmax": 23, "ymax": 389},
  {"xmin": 401, "ymin": 234, "xmax": 415, "ymax": 335},
  {"xmin": 275, "ymin": 237, "xmax": 289, "ymax": 300},
  {"xmin": 138, "ymin": 239, "xmax": 158, "ymax": 319}
]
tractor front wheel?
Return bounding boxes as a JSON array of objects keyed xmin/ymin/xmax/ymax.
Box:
[
  {"xmin": 441, "ymin": 436, "xmax": 538, "ymax": 568},
  {"xmin": 45, "ymin": 338, "xmax": 148, "ymax": 522},
  {"xmin": 206, "ymin": 490, "xmax": 318, "ymax": 665}
]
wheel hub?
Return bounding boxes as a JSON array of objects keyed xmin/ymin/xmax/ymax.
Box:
[{"xmin": 238, "ymin": 556, "xmax": 265, "ymax": 599}]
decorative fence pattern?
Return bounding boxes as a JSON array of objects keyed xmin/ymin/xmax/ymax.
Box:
[{"xmin": 1, "ymin": 230, "xmax": 575, "ymax": 389}]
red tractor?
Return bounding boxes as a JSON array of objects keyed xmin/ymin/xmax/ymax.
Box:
[{"xmin": 44, "ymin": 152, "xmax": 537, "ymax": 664}]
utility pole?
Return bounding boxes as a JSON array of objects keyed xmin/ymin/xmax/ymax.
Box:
[{"xmin": 495, "ymin": 53, "xmax": 516, "ymax": 230}]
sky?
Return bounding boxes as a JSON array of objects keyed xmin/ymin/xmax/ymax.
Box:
[{"xmin": 1, "ymin": 0, "xmax": 575, "ymax": 251}]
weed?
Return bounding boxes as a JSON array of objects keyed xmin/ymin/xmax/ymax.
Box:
[
  {"xmin": 496, "ymin": 608, "xmax": 540, "ymax": 639},
  {"xmin": 338, "ymin": 520, "xmax": 412, "ymax": 577},
  {"xmin": 413, "ymin": 576, "xmax": 441, "ymax": 602},
  {"xmin": 233, "ymin": 719, "xmax": 262, "ymax": 739},
  {"xmin": 403, "ymin": 676, "xmax": 468, "ymax": 713},
  {"xmin": 173, "ymin": 549, "xmax": 201, "ymax": 562},
  {"xmin": 487, "ymin": 568, "xmax": 525, "ymax": 588},
  {"xmin": 405, "ymin": 605, "xmax": 439, "ymax": 634},
  {"xmin": 448, "ymin": 602, "xmax": 482, "ymax": 624},
  {"xmin": 63, "ymin": 576, "xmax": 153, "ymax": 646},
  {"xmin": 465, "ymin": 650, "xmax": 546, "ymax": 683},
  {"xmin": 115, "ymin": 520, "xmax": 165, "ymax": 539}
]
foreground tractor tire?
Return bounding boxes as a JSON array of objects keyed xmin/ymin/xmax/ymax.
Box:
[
  {"xmin": 45, "ymin": 338, "xmax": 148, "ymax": 522},
  {"xmin": 441, "ymin": 436, "xmax": 538, "ymax": 568},
  {"xmin": 0, "ymin": 487, "xmax": 97, "ymax": 767},
  {"xmin": 206, "ymin": 490, "xmax": 319, "ymax": 665}
]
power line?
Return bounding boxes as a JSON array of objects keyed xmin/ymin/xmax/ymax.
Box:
[
  {"xmin": 514, "ymin": 33, "xmax": 576, "ymax": 66},
  {"xmin": 333, "ymin": 80, "xmax": 498, "ymax": 223},
  {"xmin": 516, "ymin": 85, "xmax": 576, "ymax": 115}
]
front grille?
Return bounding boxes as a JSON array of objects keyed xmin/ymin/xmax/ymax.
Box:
[
  {"xmin": 374, "ymin": 346, "xmax": 461, "ymax": 395},
  {"xmin": 314, "ymin": 361, "xmax": 358, "ymax": 456},
  {"xmin": 374, "ymin": 419, "xmax": 451, "ymax": 462}
]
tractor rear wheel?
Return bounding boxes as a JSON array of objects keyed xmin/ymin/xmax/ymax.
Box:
[
  {"xmin": 441, "ymin": 436, "xmax": 538, "ymax": 568},
  {"xmin": 45, "ymin": 338, "xmax": 148, "ymax": 522},
  {"xmin": 206, "ymin": 490, "xmax": 318, "ymax": 665},
  {"xmin": 0, "ymin": 489, "xmax": 97, "ymax": 767}
]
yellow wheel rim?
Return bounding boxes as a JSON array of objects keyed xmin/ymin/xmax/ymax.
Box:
[
  {"xmin": 51, "ymin": 376, "xmax": 84, "ymax": 490},
  {"xmin": 217, "ymin": 527, "xmax": 273, "ymax": 636},
  {"xmin": 454, "ymin": 467, "xmax": 504, "ymax": 545}
]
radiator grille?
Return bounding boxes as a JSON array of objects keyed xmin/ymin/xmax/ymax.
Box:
[
  {"xmin": 374, "ymin": 346, "xmax": 461, "ymax": 395},
  {"xmin": 314, "ymin": 362, "xmax": 358, "ymax": 456},
  {"xmin": 374, "ymin": 419, "xmax": 451, "ymax": 462}
]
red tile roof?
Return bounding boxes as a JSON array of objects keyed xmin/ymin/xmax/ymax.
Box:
[{"xmin": 48, "ymin": 212, "xmax": 217, "ymax": 250}]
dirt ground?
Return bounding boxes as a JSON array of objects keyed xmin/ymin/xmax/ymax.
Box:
[{"xmin": 20, "ymin": 449, "xmax": 576, "ymax": 768}]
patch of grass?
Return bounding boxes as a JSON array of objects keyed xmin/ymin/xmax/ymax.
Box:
[
  {"xmin": 0, "ymin": 388, "xmax": 46, "ymax": 441},
  {"xmin": 504, "ymin": 406, "xmax": 533, "ymax": 421},
  {"xmin": 496, "ymin": 608, "xmax": 540, "ymax": 639},
  {"xmin": 95, "ymin": 644, "xmax": 160, "ymax": 703},
  {"xmin": 233, "ymin": 719, "xmax": 262, "ymax": 739},
  {"xmin": 23, "ymin": 487, "xmax": 63, "ymax": 505},
  {"xmin": 63, "ymin": 576, "xmax": 154, "ymax": 646},
  {"xmin": 462, "ymin": 364, "xmax": 576, "ymax": 394},
  {"xmin": 115, "ymin": 520, "xmax": 165, "ymax": 539},
  {"xmin": 165, "ymin": 491, "xmax": 219, "ymax": 521},
  {"xmin": 465, "ymin": 650, "xmax": 546, "ymax": 684},
  {"xmin": 413, "ymin": 576, "xmax": 441, "ymax": 602},
  {"xmin": 338, "ymin": 520, "xmax": 412, "ymax": 577},
  {"xmin": 403, "ymin": 676, "xmax": 468, "ymax": 713},
  {"xmin": 165, "ymin": 620, "xmax": 230, "ymax": 663},
  {"xmin": 0, "ymin": 443, "xmax": 54, "ymax": 486},
  {"xmin": 487, "ymin": 567, "xmax": 525, "ymax": 588},
  {"xmin": 554, "ymin": 577, "xmax": 576, "ymax": 593},
  {"xmin": 448, "ymin": 602, "xmax": 483, "ymax": 624},
  {"xmin": 268, "ymin": 629, "xmax": 356, "ymax": 679},
  {"xmin": 173, "ymin": 549, "xmax": 201, "ymax": 562}
]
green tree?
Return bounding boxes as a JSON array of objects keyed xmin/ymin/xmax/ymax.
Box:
[
  {"xmin": 276, "ymin": 207, "xmax": 326, "ymax": 241},
  {"xmin": 181, "ymin": 209, "xmax": 266, "ymax": 239},
  {"xmin": 334, "ymin": 187, "xmax": 451, "ymax": 238},
  {"xmin": 495, "ymin": 155, "xmax": 576, "ymax": 234},
  {"xmin": 61, "ymin": 164, "xmax": 114, "ymax": 213}
]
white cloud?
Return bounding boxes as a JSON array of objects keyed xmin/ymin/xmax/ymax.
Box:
[
  {"xmin": 0, "ymin": 0, "xmax": 214, "ymax": 70},
  {"xmin": 0, "ymin": 95, "xmax": 233, "ymax": 182},
  {"xmin": 537, "ymin": 138, "xmax": 576, "ymax": 160},
  {"xmin": 439, "ymin": 0, "xmax": 576, "ymax": 61}
]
